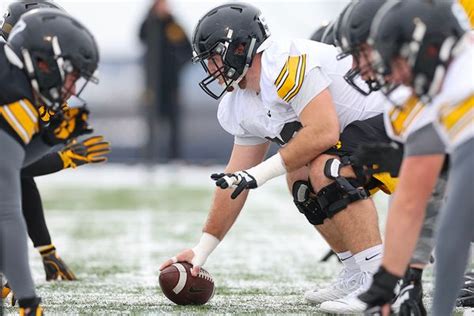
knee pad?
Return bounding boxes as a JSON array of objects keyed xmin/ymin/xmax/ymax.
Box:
[
  {"xmin": 315, "ymin": 159, "xmax": 370, "ymax": 218},
  {"xmin": 292, "ymin": 180, "xmax": 327, "ymax": 225}
]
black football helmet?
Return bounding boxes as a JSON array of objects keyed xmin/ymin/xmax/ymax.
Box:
[
  {"xmin": 369, "ymin": 0, "xmax": 469, "ymax": 100},
  {"xmin": 192, "ymin": 3, "xmax": 271, "ymax": 99},
  {"xmin": 310, "ymin": 21, "xmax": 336, "ymax": 46},
  {"xmin": 6, "ymin": 9, "xmax": 99, "ymax": 111},
  {"xmin": 0, "ymin": 0, "xmax": 64, "ymax": 40},
  {"xmin": 335, "ymin": 0, "xmax": 385, "ymax": 96}
]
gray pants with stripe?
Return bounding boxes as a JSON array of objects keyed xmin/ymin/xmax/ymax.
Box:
[
  {"xmin": 0, "ymin": 129, "xmax": 43, "ymax": 300},
  {"xmin": 432, "ymin": 138, "xmax": 474, "ymax": 316}
]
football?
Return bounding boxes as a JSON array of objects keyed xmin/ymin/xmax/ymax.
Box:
[{"xmin": 159, "ymin": 262, "xmax": 215, "ymax": 305}]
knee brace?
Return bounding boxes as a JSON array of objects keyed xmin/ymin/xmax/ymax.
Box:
[
  {"xmin": 292, "ymin": 180, "xmax": 327, "ymax": 225},
  {"xmin": 316, "ymin": 158, "xmax": 370, "ymax": 218}
]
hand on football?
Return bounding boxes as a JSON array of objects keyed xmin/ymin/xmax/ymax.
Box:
[
  {"xmin": 159, "ymin": 249, "xmax": 201, "ymax": 277},
  {"xmin": 211, "ymin": 170, "xmax": 257, "ymax": 199}
]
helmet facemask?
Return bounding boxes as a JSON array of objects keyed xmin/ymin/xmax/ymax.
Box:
[{"xmin": 192, "ymin": 30, "xmax": 257, "ymax": 99}]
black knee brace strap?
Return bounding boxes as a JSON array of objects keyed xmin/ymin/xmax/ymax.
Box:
[
  {"xmin": 317, "ymin": 158, "xmax": 370, "ymax": 218},
  {"xmin": 292, "ymin": 180, "xmax": 327, "ymax": 225}
]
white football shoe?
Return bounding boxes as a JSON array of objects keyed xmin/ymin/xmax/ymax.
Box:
[
  {"xmin": 304, "ymin": 269, "xmax": 363, "ymax": 305},
  {"xmin": 319, "ymin": 271, "xmax": 373, "ymax": 314}
]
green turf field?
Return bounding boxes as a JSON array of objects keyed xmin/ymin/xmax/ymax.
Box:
[{"xmin": 1, "ymin": 166, "xmax": 471, "ymax": 315}]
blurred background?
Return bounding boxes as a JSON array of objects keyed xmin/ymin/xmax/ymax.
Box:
[{"xmin": 2, "ymin": 0, "xmax": 350, "ymax": 164}]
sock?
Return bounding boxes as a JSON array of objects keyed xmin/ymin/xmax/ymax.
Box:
[
  {"xmin": 337, "ymin": 251, "xmax": 360, "ymax": 277},
  {"xmin": 354, "ymin": 244, "xmax": 383, "ymax": 274}
]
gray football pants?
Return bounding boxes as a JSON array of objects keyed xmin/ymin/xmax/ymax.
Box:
[
  {"xmin": 410, "ymin": 170, "xmax": 447, "ymax": 265},
  {"xmin": 0, "ymin": 129, "xmax": 36, "ymax": 299},
  {"xmin": 432, "ymin": 138, "xmax": 474, "ymax": 316}
]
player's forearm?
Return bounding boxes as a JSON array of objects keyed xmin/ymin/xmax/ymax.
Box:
[
  {"xmin": 21, "ymin": 152, "xmax": 63, "ymax": 177},
  {"xmin": 382, "ymin": 155, "xmax": 445, "ymax": 276},
  {"xmin": 202, "ymin": 187, "xmax": 249, "ymax": 240},
  {"xmin": 280, "ymin": 125, "xmax": 338, "ymax": 172}
]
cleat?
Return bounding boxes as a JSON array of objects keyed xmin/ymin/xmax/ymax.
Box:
[
  {"xmin": 305, "ymin": 268, "xmax": 362, "ymax": 304},
  {"xmin": 18, "ymin": 296, "xmax": 43, "ymax": 316},
  {"xmin": 319, "ymin": 271, "xmax": 373, "ymax": 313},
  {"xmin": 456, "ymin": 272, "xmax": 474, "ymax": 307}
]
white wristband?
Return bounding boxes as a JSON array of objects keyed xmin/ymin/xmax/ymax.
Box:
[
  {"xmin": 247, "ymin": 152, "xmax": 287, "ymax": 186},
  {"xmin": 191, "ymin": 232, "xmax": 220, "ymax": 267}
]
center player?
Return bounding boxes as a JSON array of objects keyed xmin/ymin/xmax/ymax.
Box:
[{"xmin": 161, "ymin": 2, "xmax": 396, "ymax": 310}]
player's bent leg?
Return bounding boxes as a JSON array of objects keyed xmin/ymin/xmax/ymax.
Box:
[
  {"xmin": 0, "ymin": 130, "xmax": 39, "ymax": 304},
  {"xmin": 287, "ymin": 168, "xmax": 360, "ymax": 304},
  {"xmin": 309, "ymin": 154, "xmax": 384, "ymax": 312},
  {"xmin": 432, "ymin": 140, "xmax": 474, "ymax": 316}
]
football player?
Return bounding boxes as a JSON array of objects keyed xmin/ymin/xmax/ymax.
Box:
[
  {"xmin": 333, "ymin": 0, "xmax": 450, "ymax": 314},
  {"xmin": 353, "ymin": 1, "xmax": 472, "ymax": 315},
  {"xmin": 160, "ymin": 2, "xmax": 403, "ymax": 312},
  {"xmin": 0, "ymin": 8, "xmax": 99, "ymax": 315},
  {"xmin": 0, "ymin": 0, "xmax": 110, "ymax": 291}
]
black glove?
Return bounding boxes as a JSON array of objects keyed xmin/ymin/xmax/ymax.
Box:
[
  {"xmin": 40, "ymin": 245, "xmax": 77, "ymax": 281},
  {"xmin": 358, "ymin": 266, "xmax": 401, "ymax": 315},
  {"xmin": 42, "ymin": 106, "xmax": 93, "ymax": 145},
  {"xmin": 58, "ymin": 135, "xmax": 111, "ymax": 169},
  {"xmin": 211, "ymin": 171, "xmax": 257, "ymax": 199},
  {"xmin": 351, "ymin": 142, "xmax": 404, "ymax": 177}
]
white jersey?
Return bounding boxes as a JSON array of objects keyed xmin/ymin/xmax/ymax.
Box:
[
  {"xmin": 218, "ymin": 38, "xmax": 386, "ymax": 146},
  {"xmin": 432, "ymin": 39, "xmax": 474, "ymax": 153}
]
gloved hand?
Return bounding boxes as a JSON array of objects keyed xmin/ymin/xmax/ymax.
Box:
[
  {"xmin": 59, "ymin": 136, "xmax": 111, "ymax": 169},
  {"xmin": 211, "ymin": 171, "xmax": 258, "ymax": 199},
  {"xmin": 351, "ymin": 142, "xmax": 404, "ymax": 177},
  {"xmin": 358, "ymin": 266, "xmax": 400, "ymax": 315},
  {"xmin": 42, "ymin": 106, "xmax": 93, "ymax": 145},
  {"xmin": 40, "ymin": 245, "xmax": 77, "ymax": 281}
]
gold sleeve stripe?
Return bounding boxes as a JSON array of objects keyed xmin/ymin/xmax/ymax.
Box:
[
  {"xmin": 439, "ymin": 94, "xmax": 474, "ymax": 140},
  {"xmin": 389, "ymin": 95, "xmax": 425, "ymax": 136},
  {"xmin": 284, "ymin": 54, "xmax": 307, "ymax": 103},
  {"xmin": 274, "ymin": 60, "xmax": 289, "ymax": 88},
  {"xmin": 275, "ymin": 54, "xmax": 307, "ymax": 103},
  {"xmin": 0, "ymin": 99, "xmax": 39, "ymax": 144}
]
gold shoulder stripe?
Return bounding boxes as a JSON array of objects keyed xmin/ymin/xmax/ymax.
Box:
[
  {"xmin": 275, "ymin": 54, "xmax": 307, "ymax": 103},
  {"xmin": 389, "ymin": 95, "xmax": 424, "ymax": 136},
  {"xmin": 0, "ymin": 99, "xmax": 39, "ymax": 144},
  {"xmin": 274, "ymin": 59, "xmax": 289, "ymax": 87},
  {"xmin": 284, "ymin": 54, "xmax": 307, "ymax": 102},
  {"xmin": 439, "ymin": 94, "xmax": 474, "ymax": 140}
]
